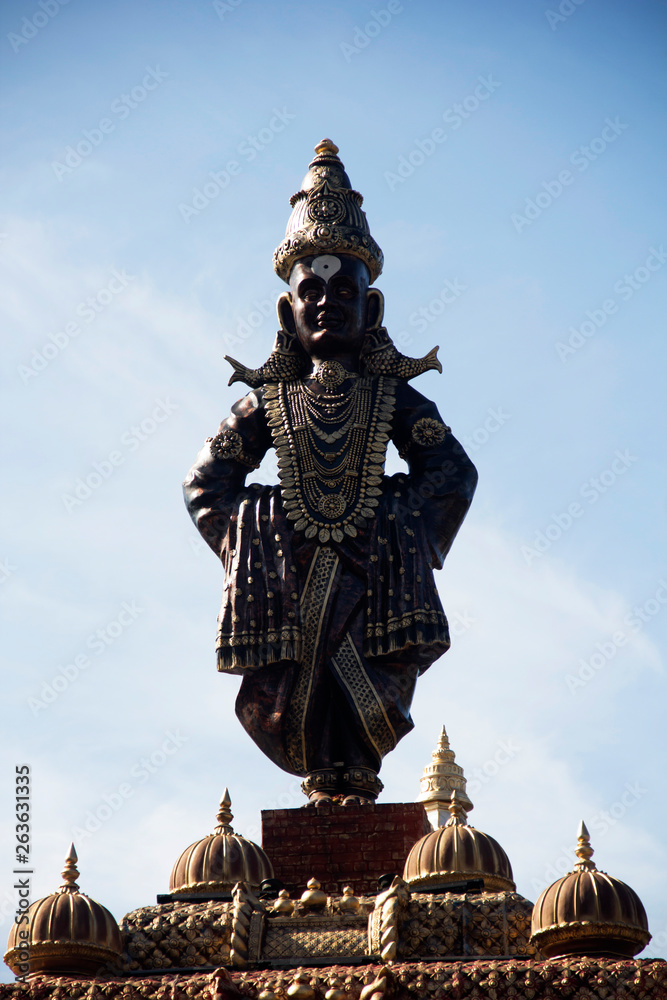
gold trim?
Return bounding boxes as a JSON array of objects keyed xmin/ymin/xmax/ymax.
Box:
[
  {"xmin": 284, "ymin": 547, "xmax": 339, "ymax": 772},
  {"xmin": 330, "ymin": 634, "xmax": 396, "ymax": 759}
]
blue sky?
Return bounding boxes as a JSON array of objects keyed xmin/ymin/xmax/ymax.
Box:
[{"xmin": 2, "ymin": 0, "xmax": 666, "ymax": 978}]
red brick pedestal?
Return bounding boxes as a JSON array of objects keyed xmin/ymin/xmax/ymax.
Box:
[{"xmin": 261, "ymin": 801, "xmax": 430, "ymax": 896}]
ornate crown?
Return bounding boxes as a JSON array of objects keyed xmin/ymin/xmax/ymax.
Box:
[{"xmin": 273, "ymin": 139, "xmax": 384, "ymax": 284}]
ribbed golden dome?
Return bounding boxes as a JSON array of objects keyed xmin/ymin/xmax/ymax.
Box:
[
  {"xmin": 531, "ymin": 821, "xmax": 651, "ymax": 958},
  {"xmin": 403, "ymin": 790, "xmax": 516, "ymax": 892},
  {"xmin": 4, "ymin": 845, "xmax": 121, "ymax": 977},
  {"xmin": 169, "ymin": 789, "xmax": 273, "ymax": 895}
]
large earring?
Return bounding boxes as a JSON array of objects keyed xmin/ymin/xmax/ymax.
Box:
[
  {"xmin": 225, "ymin": 293, "xmax": 309, "ymax": 388},
  {"xmin": 359, "ymin": 288, "xmax": 442, "ymax": 381}
]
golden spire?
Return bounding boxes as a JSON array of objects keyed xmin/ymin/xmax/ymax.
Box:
[
  {"xmin": 213, "ymin": 788, "xmax": 234, "ymax": 835},
  {"xmin": 58, "ymin": 843, "xmax": 80, "ymax": 894},
  {"xmin": 417, "ymin": 725, "xmax": 473, "ymax": 829},
  {"xmin": 444, "ymin": 790, "xmax": 469, "ymax": 828},
  {"xmin": 314, "ymin": 138, "xmax": 339, "ymax": 156},
  {"xmin": 573, "ymin": 820, "xmax": 597, "ymax": 871}
]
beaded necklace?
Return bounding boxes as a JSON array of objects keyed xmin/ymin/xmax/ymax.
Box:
[{"xmin": 264, "ymin": 376, "xmax": 396, "ymax": 543}]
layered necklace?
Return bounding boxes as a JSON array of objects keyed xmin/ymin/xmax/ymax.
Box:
[{"xmin": 265, "ymin": 371, "xmax": 396, "ymax": 544}]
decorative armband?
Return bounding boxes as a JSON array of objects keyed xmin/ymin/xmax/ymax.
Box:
[
  {"xmin": 207, "ymin": 430, "xmax": 261, "ymax": 469},
  {"xmin": 398, "ymin": 417, "xmax": 450, "ymax": 457},
  {"xmin": 411, "ymin": 417, "xmax": 450, "ymax": 447}
]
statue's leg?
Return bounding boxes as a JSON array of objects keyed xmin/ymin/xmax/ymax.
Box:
[{"xmin": 327, "ymin": 630, "xmax": 419, "ymax": 803}]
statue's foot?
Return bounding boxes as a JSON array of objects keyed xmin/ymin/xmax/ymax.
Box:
[
  {"xmin": 342, "ymin": 794, "xmax": 373, "ymax": 807},
  {"xmin": 306, "ymin": 790, "xmax": 334, "ymax": 807}
]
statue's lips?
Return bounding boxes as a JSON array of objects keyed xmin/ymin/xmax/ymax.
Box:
[{"xmin": 315, "ymin": 311, "xmax": 344, "ymax": 332}]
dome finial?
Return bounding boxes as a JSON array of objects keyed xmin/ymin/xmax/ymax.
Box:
[
  {"xmin": 214, "ymin": 788, "xmax": 234, "ymax": 834},
  {"xmin": 417, "ymin": 725, "xmax": 473, "ymax": 829},
  {"xmin": 58, "ymin": 843, "xmax": 80, "ymax": 894},
  {"xmin": 314, "ymin": 138, "xmax": 339, "ymax": 157},
  {"xmin": 574, "ymin": 820, "xmax": 596, "ymax": 870},
  {"xmin": 444, "ymin": 789, "xmax": 468, "ymax": 827},
  {"xmin": 433, "ymin": 725, "xmax": 451, "ymax": 758}
]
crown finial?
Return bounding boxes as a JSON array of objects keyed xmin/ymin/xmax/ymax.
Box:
[
  {"xmin": 214, "ymin": 788, "xmax": 234, "ymax": 834},
  {"xmin": 433, "ymin": 725, "xmax": 452, "ymax": 759},
  {"xmin": 574, "ymin": 820, "xmax": 596, "ymax": 870},
  {"xmin": 444, "ymin": 789, "xmax": 469, "ymax": 827},
  {"xmin": 58, "ymin": 843, "xmax": 80, "ymax": 893},
  {"xmin": 314, "ymin": 138, "xmax": 339, "ymax": 157}
]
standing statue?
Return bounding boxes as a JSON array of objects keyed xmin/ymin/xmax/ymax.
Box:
[{"xmin": 184, "ymin": 140, "xmax": 477, "ymax": 805}]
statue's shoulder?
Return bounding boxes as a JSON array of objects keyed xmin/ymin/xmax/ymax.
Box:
[{"xmin": 391, "ymin": 378, "xmax": 435, "ymax": 415}]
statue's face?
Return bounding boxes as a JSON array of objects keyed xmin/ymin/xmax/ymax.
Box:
[{"xmin": 288, "ymin": 254, "xmax": 370, "ymax": 362}]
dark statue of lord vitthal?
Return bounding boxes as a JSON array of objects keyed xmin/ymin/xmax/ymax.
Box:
[{"xmin": 184, "ymin": 139, "xmax": 477, "ymax": 805}]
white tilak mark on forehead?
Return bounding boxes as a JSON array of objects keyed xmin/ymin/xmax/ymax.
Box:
[{"xmin": 311, "ymin": 255, "xmax": 341, "ymax": 283}]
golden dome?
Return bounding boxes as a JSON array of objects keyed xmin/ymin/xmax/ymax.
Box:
[
  {"xmin": 530, "ymin": 821, "xmax": 651, "ymax": 959},
  {"xmin": 169, "ymin": 789, "xmax": 274, "ymax": 895},
  {"xmin": 403, "ymin": 789, "xmax": 516, "ymax": 892},
  {"xmin": 4, "ymin": 845, "xmax": 122, "ymax": 977}
]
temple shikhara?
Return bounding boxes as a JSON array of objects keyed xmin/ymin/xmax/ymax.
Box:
[{"xmin": 5, "ymin": 141, "xmax": 664, "ymax": 999}]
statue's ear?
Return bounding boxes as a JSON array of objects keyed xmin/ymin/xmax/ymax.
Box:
[
  {"xmin": 366, "ymin": 288, "xmax": 384, "ymax": 331},
  {"xmin": 277, "ymin": 292, "xmax": 296, "ymax": 335}
]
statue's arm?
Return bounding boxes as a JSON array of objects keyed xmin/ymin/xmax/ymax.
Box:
[
  {"xmin": 182, "ymin": 389, "xmax": 271, "ymax": 554},
  {"xmin": 391, "ymin": 381, "xmax": 478, "ymax": 566}
]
